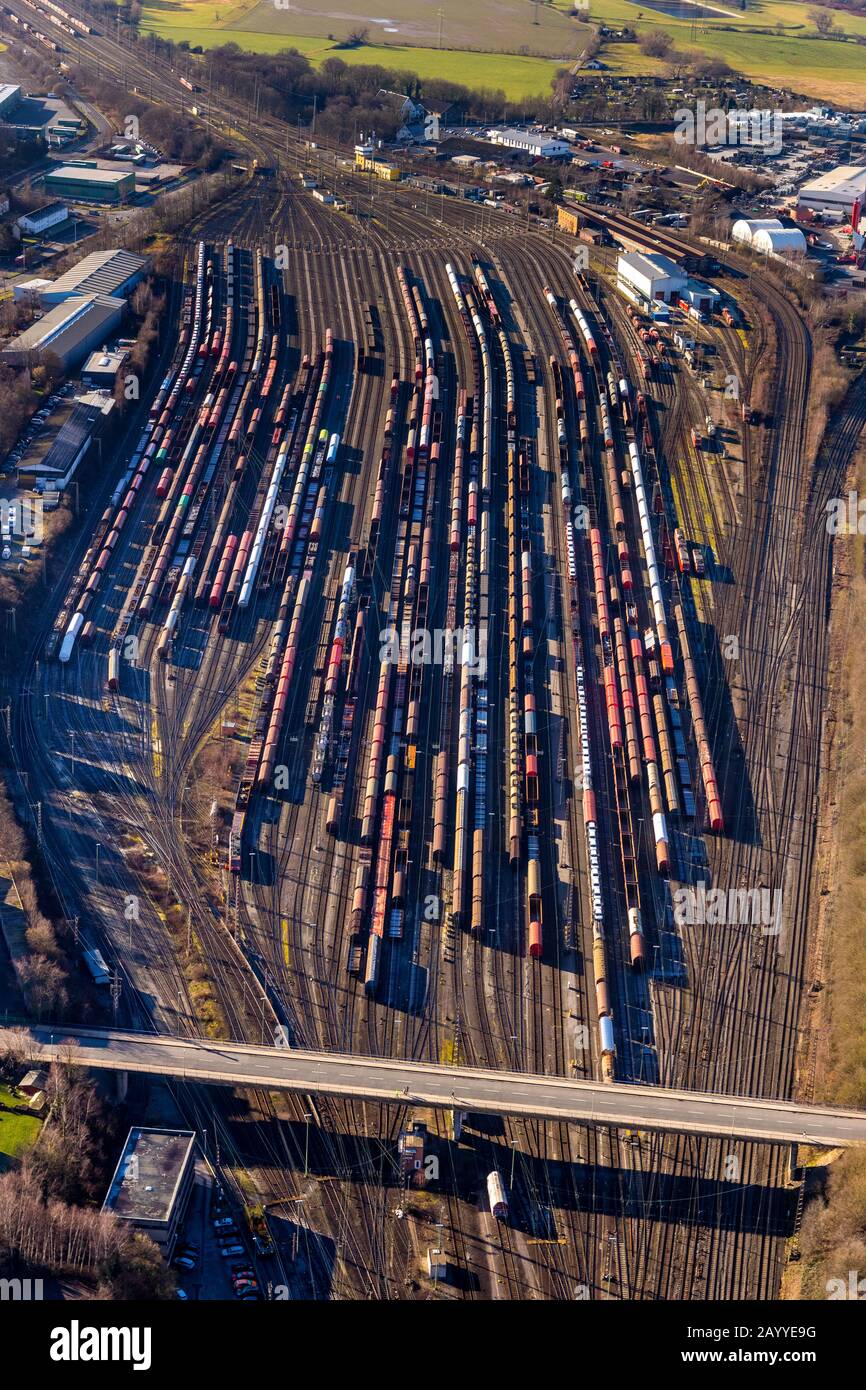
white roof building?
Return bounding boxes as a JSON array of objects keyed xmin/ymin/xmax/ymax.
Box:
[
  {"xmin": 753, "ymin": 226, "xmax": 806, "ymax": 258},
  {"xmin": 12, "ymin": 277, "xmax": 54, "ymax": 303},
  {"xmin": 732, "ymin": 218, "xmax": 806, "ymax": 258},
  {"xmin": 489, "ymin": 128, "xmax": 571, "ymax": 159},
  {"xmin": 732, "ymin": 217, "xmax": 783, "ymax": 245},
  {"xmin": 15, "ymin": 202, "xmax": 69, "ymax": 236},
  {"xmin": 797, "ymin": 165, "xmax": 866, "ymax": 216},
  {"xmin": 617, "ymin": 251, "xmax": 687, "ymax": 306}
]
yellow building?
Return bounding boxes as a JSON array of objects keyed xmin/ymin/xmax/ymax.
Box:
[{"xmin": 354, "ymin": 150, "xmax": 401, "ymax": 181}]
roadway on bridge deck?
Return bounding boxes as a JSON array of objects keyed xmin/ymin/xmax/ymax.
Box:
[{"xmin": 8, "ymin": 1025, "xmax": 866, "ymax": 1147}]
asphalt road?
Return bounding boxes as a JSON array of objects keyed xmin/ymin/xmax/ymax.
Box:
[{"xmin": 10, "ymin": 1024, "xmax": 866, "ymax": 1147}]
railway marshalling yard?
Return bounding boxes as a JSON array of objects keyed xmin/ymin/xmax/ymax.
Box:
[{"xmin": 6, "ymin": 18, "xmax": 863, "ymax": 1304}]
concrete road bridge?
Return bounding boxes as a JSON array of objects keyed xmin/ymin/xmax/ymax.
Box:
[{"xmin": 6, "ymin": 1025, "xmax": 866, "ymax": 1148}]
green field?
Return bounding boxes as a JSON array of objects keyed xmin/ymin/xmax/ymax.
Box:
[
  {"xmin": 226, "ymin": 0, "xmax": 585, "ymax": 58},
  {"xmin": 0, "ymin": 1084, "xmax": 40, "ymax": 1173},
  {"xmin": 140, "ymin": 4, "xmax": 568, "ymax": 99},
  {"xmin": 141, "ymin": 0, "xmax": 866, "ymax": 101}
]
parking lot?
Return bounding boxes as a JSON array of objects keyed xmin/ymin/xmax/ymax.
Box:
[{"xmin": 173, "ymin": 1166, "xmax": 264, "ymax": 1302}]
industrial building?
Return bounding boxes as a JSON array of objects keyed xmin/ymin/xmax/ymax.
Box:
[
  {"xmin": 732, "ymin": 218, "xmax": 807, "ymax": 258},
  {"xmin": 617, "ymin": 251, "xmax": 687, "ymax": 307},
  {"xmin": 82, "ymin": 346, "xmax": 129, "ymax": 387},
  {"xmin": 18, "ymin": 394, "xmax": 115, "ymax": 491},
  {"xmin": 489, "ymin": 128, "xmax": 571, "ymax": 159},
  {"xmin": 0, "ymin": 84, "xmax": 22, "ymax": 119},
  {"xmin": 616, "ymin": 252, "xmax": 718, "ymax": 318},
  {"xmin": 44, "ymin": 163, "xmax": 135, "ymax": 204},
  {"xmin": 103, "ymin": 1128, "xmax": 196, "ymax": 1257},
  {"xmin": 797, "ymin": 164, "xmax": 866, "ymax": 217},
  {"xmin": 354, "ymin": 146, "xmax": 401, "ymax": 181},
  {"xmin": 14, "ymin": 201, "xmax": 69, "ymax": 237},
  {"xmin": 37, "ymin": 249, "xmax": 150, "ymax": 305},
  {"xmin": 12, "ymin": 277, "xmax": 54, "ymax": 303},
  {"xmin": 2, "ymin": 294, "xmax": 126, "ymax": 371}
]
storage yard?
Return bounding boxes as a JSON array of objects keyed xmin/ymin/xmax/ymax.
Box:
[{"xmin": 0, "ymin": 0, "xmax": 862, "ymax": 1324}]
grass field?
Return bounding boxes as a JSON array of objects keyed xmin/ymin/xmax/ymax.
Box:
[
  {"xmin": 140, "ymin": 0, "xmax": 866, "ymax": 101},
  {"xmin": 140, "ymin": 4, "xmax": 568, "ymax": 99},
  {"xmin": 225, "ymin": 0, "xmax": 586, "ymax": 59},
  {"xmin": 0, "ymin": 1084, "xmax": 40, "ymax": 1173}
]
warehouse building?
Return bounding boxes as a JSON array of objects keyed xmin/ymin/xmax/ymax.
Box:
[
  {"xmin": 19, "ymin": 394, "xmax": 115, "ymax": 491},
  {"xmin": 14, "ymin": 201, "xmax": 69, "ymax": 237},
  {"xmin": 489, "ymin": 128, "xmax": 571, "ymax": 159},
  {"xmin": 0, "ymin": 84, "xmax": 22, "ymax": 120},
  {"xmin": 103, "ymin": 1128, "xmax": 196, "ymax": 1258},
  {"xmin": 732, "ymin": 217, "xmax": 806, "ymax": 258},
  {"xmin": 44, "ymin": 162, "xmax": 135, "ymax": 204},
  {"xmin": 2, "ymin": 294, "xmax": 126, "ymax": 371},
  {"xmin": 38, "ymin": 248, "xmax": 149, "ymax": 305},
  {"xmin": 797, "ymin": 164, "xmax": 866, "ymax": 217},
  {"xmin": 616, "ymin": 252, "xmax": 718, "ymax": 319},
  {"xmin": 617, "ymin": 251, "xmax": 687, "ymax": 307}
]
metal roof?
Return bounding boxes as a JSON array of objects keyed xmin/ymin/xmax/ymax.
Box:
[
  {"xmin": 44, "ymin": 249, "xmax": 148, "ymax": 300},
  {"xmin": 618, "ymin": 251, "xmax": 684, "ymax": 284},
  {"xmin": 39, "ymin": 400, "xmax": 105, "ymax": 479},
  {"xmin": 17, "ymin": 200, "xmax": 68, "ymax": 225},
  {"xmin": 3, "ymin": 294, "xmax": 125, "ymax": 358}
]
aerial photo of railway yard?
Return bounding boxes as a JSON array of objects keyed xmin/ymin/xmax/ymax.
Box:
[{"xmin": 1, "ymin": 0, "xmax": 866, "ymax": 1359}]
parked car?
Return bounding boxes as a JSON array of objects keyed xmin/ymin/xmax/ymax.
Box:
[
  {"xmin": 176, "ymin": 1288, "xmax": 189, "ymax": 1300},
  {"xmin": 173, "ymin": 1254, "xmax": 196, "ymax": 1271},
  {"xmin": 213, "ymin": 1216, "xmax": 236, "ymax": 1231},
  {"xmin": 219, "ymin": 1244, "xmax": 245, "ymax": 1258}
]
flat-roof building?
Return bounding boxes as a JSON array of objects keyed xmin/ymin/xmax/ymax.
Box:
[
  {"xmin": 2, "ymin": 294, "xmax": 126, "ymax": 370},
  {"xmin": 12, "ymin": 277, "xmax": 54, "ymax": 303},
  {"xmin": 44, "ymin": 163, "xmax": 135, "ymax": 205},
  {"xmin": 39, "ymin": 248, "xmax": 149, "ymax": 304},
  {"xmin": 103, "ymin": 1128, "xmax": 196, "ymax": 1256},
  {"xmin": 797, "ymin": 164, "xmax": 866, "ymax": 216},
  {"xmin": 82, "ymin": 346, "xmax": 129, "ymax": 386}
]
